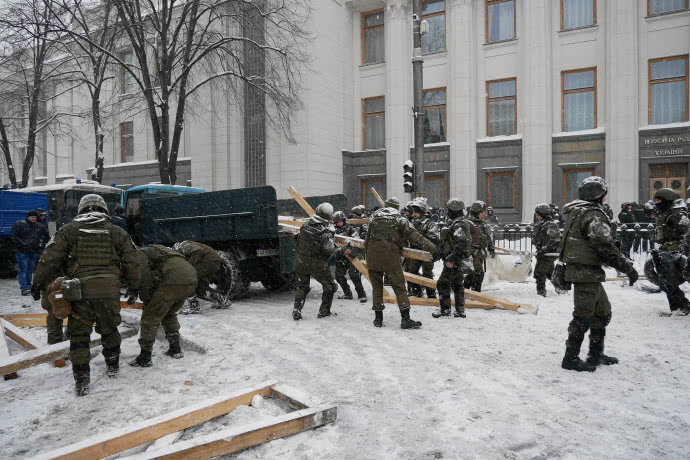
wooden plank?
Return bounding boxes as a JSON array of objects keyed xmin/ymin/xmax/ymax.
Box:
[
  {"xmin": 0, "ymin": 313, "xmax": 67, "ymax": 328},
  {"xmin": 370, "ymin": 186, "xmax": 385, "ymax": 208},
  {"xmin": 123, "ymin": 405, "xmax": 338, "ymax": 460},
  {"xmin": 287, "ymin": 186, "xmax": 315, "ymax": 217},
  {"xmin": 335, "ymin": 234, "xmax": 432, "ymax": 262},
  {"xmin": 31, "ymin": 380, "xmax": 279, "ymax": 460},
  {"xmin": 120, "ymin": 301, "xmax": 145, "ymax": 310},
  {"xmin": 0, "ymin": 326, "xmax": 138, "ymax": 378},
  {"xmin": 278, "ymin": 219, "xmax": 304, "ymax": 228},
  {"xmin": 0, "ymin": 313, "xmax": 50, "ymax": 321},
  {"xmin": 346, "ymin": 218, "xmax": 369, "ymax": 226},
  {"xmin": 0, "ymin": 321, "xmax": 18, "ymax": 379},
  {"xmin": 278, "ymin": 223, "xmax": 301, "ymax": 236},
  {"xmin": 145, "ymin": 432, "xmax": 183, "ymax": 453},
  {"xmin": 0, "ymin": 318, "xmax": 39, "ymax": 350},
  {"xmin": 382, "ymin": 296, "xmax": 493, "ymax": 310},
  {"xmin": 271, "ymin": 384, "xmax": 311, "ymax": 410}
]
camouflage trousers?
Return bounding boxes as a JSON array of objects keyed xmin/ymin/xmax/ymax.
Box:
[
  {"xmin": 139, "ymin": 283, "xmax": 197, "ymax": 352},
  {"xmin": 404, "ymin": 258, "xmax": 436, "ymax": 297},
  {"xmin": 335, "ymin": 260, "xmax": 365, "ymax": 298},
  {"xmin": 41, "ymin": 293, "xmax": 65, "ymax": 345},
  {"xmin": 369, "ymin": 264, "xmax": 409, "ymax": 313},
  {"xmin": 566, "ymin": 282, "xmax": 612, "ymax": 348},
  {"xmin": 534, "ymin": 257, "xmax": 555, "ymax": 293},
  {"xmin": 437, "ymin": 266, "xmax": 464, "ymax": 307},
  {"xmin": 294, "ymin": 263, "xmax": 337, "ymax": 312},
  {"xmin": 68, "ymin": 296, "xmax": 121, "ymax": 368}
]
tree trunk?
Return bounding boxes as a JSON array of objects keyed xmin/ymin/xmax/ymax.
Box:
[
  {"xmin": 0, "ymin": 118, "xmax": 18, "ymax": 187},
  {"xmin": 92, "ymin": 90, "xmax": 104, "ymax": 183}
]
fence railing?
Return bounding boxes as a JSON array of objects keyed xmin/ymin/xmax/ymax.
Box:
[{"xmin": 490, "ymin": 223, "xmax": 657, "ymax": 258}]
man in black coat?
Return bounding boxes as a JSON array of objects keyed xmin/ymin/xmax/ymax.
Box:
[{"xmin": 11, "ymin": 210, "xmax": 44, "ymax": 295}]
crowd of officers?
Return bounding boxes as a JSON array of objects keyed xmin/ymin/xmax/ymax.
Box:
[
  {"xmin": 29, "ymin": 194, "xmax": 227, "ymax": 396},
  {"xmin": 20, "ymin": 178, "xmax": 690, "ymax": 395}
]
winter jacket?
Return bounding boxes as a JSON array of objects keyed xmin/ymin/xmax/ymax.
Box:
[
  {"xmin": 11, "ymin": 219, "xmax": 44, "ymax": 254},
  {"xmin": 295, "ymin": 216, "xmax": 337, "ymax": 275}
]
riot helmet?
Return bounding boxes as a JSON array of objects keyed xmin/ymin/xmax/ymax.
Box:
[
  {"xmin": 333, "ymin": 211, "xmax": 347, "ymax": 224},
  {"xmin": 470, "ymin": 200, "xmax": 486, "ymax": 215},
  {"xmin": 384, "ymin": 197, "xmax": 401, "ymax": 210},
  {"xmin": 535, "ymin": 203, "xmax": 552, "ymax": 218},
  {"xmin": 315, "ymin": 202, "xmax": 334, "ymax": 221},
  {"xmin": 578, "ymin": 176, "xmax": 608, "ymax": 201},
  {"xmin": 78, "ymin": 194, "xmax": 109, "ymax": 215}
]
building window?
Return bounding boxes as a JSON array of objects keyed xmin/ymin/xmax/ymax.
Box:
[
  {"xmin": 362, "ymin": 97, "xmax": 385, "ymax": 150},
  {"xmin": 488, "ymin": 171, "xmax": 516, "ymax": 209},
  {"xmin": 648, "ymin": 0, "xmax": 689, "ymax": 16},
  {"xmin": 120, "ymin": 50, "xmax": 135, "ymax": 94},
  {"xmin": 561, "ymin": 0, "xmax": 596, "ymax": 30},
  {"xmin": 424, "ymin": 88, "xmax": 446, "ymax": 144},
  {"xmin": 361, "ymin": 9, "xmax": 384, "ymax": 65},
  {"xmin": 486, "ymin": 0, "xmax": 515, "ymax": 43},
  {"xmin": 562, "ymin": 68, "xmax": 596, "ymax": 132},
  {"xmin": 120, "ymin": 121, "xmax": 134, "ymax": 163},
  {"xmin": 422, "ymin": 0, "xmax": 446, "ymax": 54},
  {"xmin": 487, "ymin": 78, "xmax": 516, "ymax": 136},
  {"xmin": 563, "ymin": 168, "xmax": 594, "ymax": 203},
  {"xmin": 649, "ymin": 56, "xmax": 688, "ymax": 125}
]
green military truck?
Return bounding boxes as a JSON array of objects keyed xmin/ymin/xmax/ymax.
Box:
[{"xmin": 138, "ymin": 185, "xmax": 347, "ymax": 299}]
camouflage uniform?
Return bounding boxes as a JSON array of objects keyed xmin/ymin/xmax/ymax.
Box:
[
  {"xmin": 654, "ymin": 195, "xmax": 690, "ymax": 313},
  {"xmin": 132, "ymin": 245, "xmax": 197, "ymax": 364},
  {"xmin": 365, "ymin": 199, "xmax": 436, "ymax": 329},
  {"xmin": 173, "ymin": 240, "xmax": 222, "ymax": 298},
  {"xmin": 435, "ymin": 204, "xmax": 472, "ymax": 318},
  {"xmin": 463, "ymin": 204, "xmax": 495, "ymax": 292},
  {"xmin": 334, "ymin": 221, "xmax": 366, "ymax": 300},
  {"xmin": 32, "ymin": 201, "xmax": 139, "ymax": 394},
  {"xmin": 293, "ymin": 213, "xmax": 339, "ymax": 319},
  {"xmin": 405, "ymin": 213, "xmax": 440, "ymax": 298},
  {"xmin": 532, "ymin": 206, "xmax": 562, "ymax": 296},
  {"xmin": 561, "ymin": 176, "xmax": 636, "ymax": 372}
]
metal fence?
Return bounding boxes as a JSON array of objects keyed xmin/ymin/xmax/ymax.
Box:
[{"xmin": 491, "ymin": 223, "xmax": 657, "ymax": 258}]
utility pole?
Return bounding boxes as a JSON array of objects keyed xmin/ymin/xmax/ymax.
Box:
[{"xmin": 412, "ymin": 0, "xmax": 425, "ymax": 199}]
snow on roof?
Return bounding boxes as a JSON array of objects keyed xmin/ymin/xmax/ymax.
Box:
[
  {"xmin": 552, "ymin": 127, "xmax": 606, "ymax": 138},
  {"xmin": 476, "ymin": 134, "xmax": 523, "ymax": 143},
  {"xmin": 639, "ymin": 120, "xmax": 690, "ymax": 131}
]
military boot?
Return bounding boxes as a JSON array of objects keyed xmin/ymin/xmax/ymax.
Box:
[
  {"xmin": 317, "ymin": 289, "xmax": 335, "ymax": 318},
  {"xmin": 432, "ymin": 299, "xmax": 451, "ymax": 318},
  {"xmin": 338, "ymin": 292, "xmax": 353, "ymax": 300},
  {"xmin": 373, "ymin": 310, "xmax": 383, "ymax": 328},
  {"xmin": 103, "ymin": 346, "xmax": 120, "ymax": 378},
  {"xmin": 164, "ymin": 335, "xmax": 184, "ymax": 359},
  {"xmin": 73, "ymin": 364, "xmax": 90, "ymax": 396},
  {"xmin": 354, "ymin": 282, "xmax": 367, "ymax": 303},
  {"xmin": 426, "ymin": 288, "xmax": 437, "ymax": 299},
  {"xmin": 292, "ymin": 299, "xmax": 304, "ymax": 320},
  {"xmin": 586, "ymin": 329, "xmax": 618, "ymax": 366},
  {"xmin": 454, "ymin": 299, "xmax": 466, "ymax": 318},
  {"xmin": 187, "ymin": 297, "xmax": 201, "ymax": 314},
  {"xmin": 561, "ymin": 319, "xmax": 596, "ymax": 372},
  {"xmin": 317, "ymin": 306, "xmax": 332, "ymax": 318},
  {"xmin": 400, "ymin": 309, "xmax": 422, "ymax": 329},
  {"xmin": 129, "ymin": 350, "xmax": 153, "ymax": 367}
]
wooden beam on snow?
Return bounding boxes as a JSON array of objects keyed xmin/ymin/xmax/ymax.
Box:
[
  {"xmin": 335, "ymin": 234, "xmax": 432, "ymax": 262},
  {"xmin": 382, "ymin": 296, "xmax": 492, "ymax": 310},
  {"xmin": 0, "ymin": 321, "xmax": 18, "ymax": 380},
  {"xmin": 287, "ymin": 186, "xmax": 315, "ymax": 217},
  {"xmin": 31, "ymin": 380, "xmax": 279, "ymax": 460},
  {"xmin": 123, "ymin": 405, "xmax": 338, "ymax": 460},
  {"xmin": 0, "ymin": 318, "xmax": 39, "ymax": 350},
  {"xmin": 0, "ymin": 326, "xmax": 138, "ymax": 378}
]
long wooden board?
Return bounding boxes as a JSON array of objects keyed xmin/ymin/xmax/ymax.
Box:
[
  {"xmin": 370, "ymin": 186, "xmax": 385, "ymax": 208},
  {"xmin": 335, "ymin": 234, "xmax": 433, "ymax": 263},
  {"xmin": 0, "ymin": 318, "xmax": 39, "ymax": 350},
  {"xmin": 0, "ymin": 321, "xmax": 18, "ymax": 379},
  {"xmin": 287, "ymin": 186, "xmax": 315, "ymax": 217},
  {"xmin": 124, "ymin": 405, "xmax": 338, "ymax": 460},
  {"xmin": 31, "ymin": 381, "xmax": 279, "ymax": 460},
  {"xmin": 383, "ymin": 296, "xmax": 493, "ymax": 310},
  {"xmin": 0, "ymin": 326, "xmax": 138, "ymax": 378},
  {"xmin": 0, "ymin": 313, "xmax": 67, "ymax": 328}
]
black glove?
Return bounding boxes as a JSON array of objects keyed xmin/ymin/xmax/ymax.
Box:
[
  {"xmin": 627, "ymin": 268, "xmax": 639, "ymax": 287},
  {"xmin": 31, "ymin": 284, "xmax": 41, "ymax": 301},
  {"xmin": 126, "ymin": 288, "xmax": 140, "ymax": 304},
  {"xmin": 432, "ymin": 249, "xmax": 441, "ymax": 262}
]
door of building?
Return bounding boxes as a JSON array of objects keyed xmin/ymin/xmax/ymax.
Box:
[
  {"xmin": 424, "ymin": 174, "xmax": 448, "ymax": 209},
  {"xmin": 649, "ymin": 164, "xmax": 687, "ymax": 200}
]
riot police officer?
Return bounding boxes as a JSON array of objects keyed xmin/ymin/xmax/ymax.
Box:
[
  {"xmin": 463, "ymin": 201, "xmax": 494, "ymax": 292},
  {"xmin": 532, "ymin": 203, "xmax": 562, "ymax": 297}
]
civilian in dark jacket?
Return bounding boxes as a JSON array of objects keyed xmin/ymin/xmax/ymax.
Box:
[{"xmin": 11, "ymin": 210, "xmax": 43, "ymax": 295}]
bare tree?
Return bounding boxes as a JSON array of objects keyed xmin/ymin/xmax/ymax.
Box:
[
  {"xmin": 47, "ymin": 0, "xmax": 121, "ymax": 184},
  {"xmin": 0, "ymin": 0, "xmax": 77, "ymax": 187},
  {"xmin": 60, "ymin": 0, "xmax": 310, "ymax": 185}
]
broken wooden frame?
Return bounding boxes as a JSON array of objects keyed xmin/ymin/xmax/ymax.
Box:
[{"xmin": 32, "ymin": 380, "xmax": 337, "ymax": 460}]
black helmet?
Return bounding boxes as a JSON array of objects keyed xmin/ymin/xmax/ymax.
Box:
[
  {"xmin": 333, "ymin": 211, "xmax": 346, "ymax": 223},
  {"xmin": 654, "ymin": 188, "xmax": 680, "ymax": 202},
  {"xmin": 535, "ymin": 203, "xmax": 551, "ymax": 217},
  {"xmin": 315, "ymin": 202, "xmax": 334, "ymax": 220},
  {"xmin": 578, "ymin": 176, "xmax": 607, "ymax": 201},
  {"xmin": 446, "ymin": 198, "xmax": 465, "ymax": 213},
  {"xmin": 384, "ymin": 197, "xmax": 400, "ymax": 210},
  {"xmin": 470, "ymin": 200, "xmax": 486, "ymax": 214}
]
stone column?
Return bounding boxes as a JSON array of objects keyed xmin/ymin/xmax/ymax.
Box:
[
  {"xmin": 521, "ymin": 0, "xmax": 552, "ymax": 219},
  {"xmin": 448, "ymin": 0, "xmax": 476, "ymax": 202},
  {"xmin": 384, "ymin": 0, "xmax": 412, "ymax": 199},
  {"xmin": 605, "ymin": 0, "xmax": 638, "ymax": 210}
]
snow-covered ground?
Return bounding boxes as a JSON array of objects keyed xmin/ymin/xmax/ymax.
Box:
[{"xmin": 1, "ymin": 262, "xmax": 689, "ymax": 459}]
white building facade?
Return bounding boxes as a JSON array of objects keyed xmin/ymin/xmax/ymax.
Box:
[{"xmin": 4, "ymin": 0, "xmax": 690, "ymax": 223}]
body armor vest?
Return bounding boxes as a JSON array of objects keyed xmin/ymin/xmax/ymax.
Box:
[
  {"xmin": 74, "ymin": 224, "xmax": 113, "ymax": 267},
  {"xmin": 563, "ymin": 206, "xmax": 606, "ymax": 266},
  {"xmin": 297, "ymin": 222, "xmax": 330, "ymax": 258}
]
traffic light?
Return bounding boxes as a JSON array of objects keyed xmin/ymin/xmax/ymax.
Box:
[{"xmin": 403, "ymin": 160, "xmax": 415, "ymax": 194}]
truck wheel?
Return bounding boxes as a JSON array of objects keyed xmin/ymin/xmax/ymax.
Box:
[
  {"xmin": 261, "ymin": 273, "xmax": 296, "ymax": 291},
  {"xmin": 218, "ymin": 251, "xmax": 250, "ymax": 299}
]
